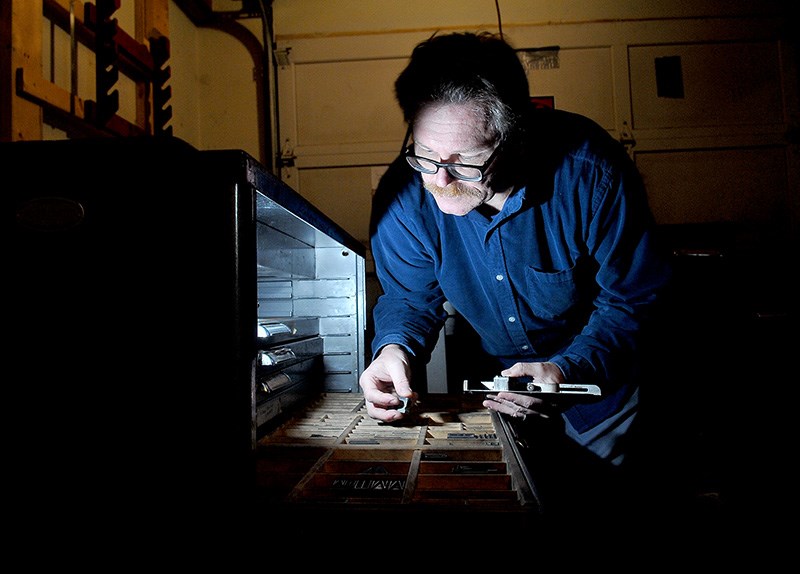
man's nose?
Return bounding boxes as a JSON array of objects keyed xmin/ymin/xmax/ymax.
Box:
[{"xmin": 432, "ymin": 165, "xmax": 455, "ymax": 187}]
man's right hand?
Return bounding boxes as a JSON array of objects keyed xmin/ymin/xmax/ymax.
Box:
[{"xmin": 358, "ymin": 344, "xmax": 416, "ymax": 422}]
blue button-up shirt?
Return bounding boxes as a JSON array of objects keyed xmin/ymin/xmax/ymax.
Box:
[{"xmin": 369, "ymin": 109, "xmax": 672, "ymax": 431}]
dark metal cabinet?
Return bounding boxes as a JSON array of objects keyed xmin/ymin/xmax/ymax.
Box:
[{"xmin": 7, "ymin": 136, "xmax": 366, "ymax": 542}]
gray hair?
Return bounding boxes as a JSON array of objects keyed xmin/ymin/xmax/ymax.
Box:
[{"xmin": 395, "ymin": 32, "xmax": 530, "ymax": 143}]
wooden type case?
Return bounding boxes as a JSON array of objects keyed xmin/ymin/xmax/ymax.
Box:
[{"xmin": 256, "ymin": 393, "xmax": 541, "ymax": 529}]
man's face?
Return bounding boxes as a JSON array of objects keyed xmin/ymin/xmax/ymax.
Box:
[{"xmin": 412, "ymin": 103, "xmax": 502, "ymax": 216}]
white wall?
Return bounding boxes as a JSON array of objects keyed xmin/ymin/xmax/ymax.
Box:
[
  {"xmin": 167, "ymin": 0, "xmax": 795, "ymax": 249},
  {"xmin": 270, "ymin": 0, "xmax": 785, "ymax": 36},
  {"xmin": 169, "ymin": 0, "xmax": 261, "ymax": 160}
]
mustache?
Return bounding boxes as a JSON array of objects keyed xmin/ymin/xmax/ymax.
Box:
[{"xmin": 424, "ymin": 181, "xmax": 474, "ymax": 198}]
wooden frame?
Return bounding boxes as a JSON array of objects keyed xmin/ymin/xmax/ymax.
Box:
[{"xmin": 1, "ymin": 0, "xmax": 171, "ymax": 141}]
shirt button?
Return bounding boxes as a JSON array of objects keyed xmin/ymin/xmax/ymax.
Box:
[
  {"xmin": 521, "ymin": 345, "xmax": 529, "ymax": 350},
  {"xmin": 508, "ymin": 317, "xmax": 516, "ymax": 323},
  {"xmin": 495, "ymin": 274, "xmax": 504, "ymax": 281}
]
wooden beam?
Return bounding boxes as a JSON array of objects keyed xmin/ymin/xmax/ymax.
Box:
[
  {"xmin": 141, "ymin": 0, "xmax": 170, "ymax": 40},
  {"xmin": 2, "ymin": 0, "xmax": 44, "ymax": 141},
  {"xmin": 136, "ymin": 0, "xmax": 172, "ymax": 134},
  {"xmin": 17, "ymin": 67, "xmax": 145, "ymax": 138},
  {"xmin": 15, "ymin": 67, "xmax": 86, "ymax": 120}
]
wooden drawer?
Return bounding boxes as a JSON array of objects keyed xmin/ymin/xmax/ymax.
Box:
[{"xmin": 256, "ymin": 393, "xmax": 540, "ymax": 522}]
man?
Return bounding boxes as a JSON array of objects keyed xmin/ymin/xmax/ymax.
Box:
[{"xmin": 360, "ymin": 31, "xmax": 673, "ymax": 516}]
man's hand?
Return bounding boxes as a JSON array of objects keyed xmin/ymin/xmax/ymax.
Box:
[
  {"xmin": 358, "ymin": 344, "xmax": 417, "ymax": 422},
  {"xmin": 483, "ymin": 361, "xmax": 565, "ymax": 420}
]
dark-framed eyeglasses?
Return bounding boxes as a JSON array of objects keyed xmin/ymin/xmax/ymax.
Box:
[{"xmin": 402, "ymin": 130, "xmax": 502, "ymax": 183}]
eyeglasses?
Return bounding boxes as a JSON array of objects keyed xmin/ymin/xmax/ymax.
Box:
[{"xmin": 402, "ymin": 131, "xmax": 502, "ymax": 182}]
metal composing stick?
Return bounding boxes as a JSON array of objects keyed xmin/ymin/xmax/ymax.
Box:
[{"xmin": 463, "ymin": 376, "xmax": 601, "ymax": 396}]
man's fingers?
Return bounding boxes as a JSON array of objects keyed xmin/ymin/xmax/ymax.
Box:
[{"xmin": 483, "ymin": 393, "xmax": 551, "ymax": 419}]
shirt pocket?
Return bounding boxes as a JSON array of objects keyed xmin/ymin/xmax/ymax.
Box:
[{"xmin": 523, "ymin": 264, "xmax": 581, "ymax": 321}]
